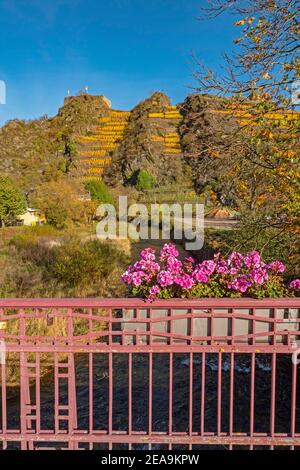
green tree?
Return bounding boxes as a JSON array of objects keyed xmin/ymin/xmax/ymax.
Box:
[
  {"xmin": 84, "ymin": 179, "xmax": 114, "ymax": 205},
  {"xmin": 136, "ymin": 169, "xmax": 156, "ymax": 191},
  {"xmin": 0, "ymin": 176, "xmax": 26, "ymax": 226},
  {"xmin": 56, "ymin": 127, "xmax": 78, "ymax": 174}
]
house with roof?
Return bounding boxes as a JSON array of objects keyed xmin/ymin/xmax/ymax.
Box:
[{"xmin": 17, "ymin": 208, "xmax": 46, "ymax": 226}]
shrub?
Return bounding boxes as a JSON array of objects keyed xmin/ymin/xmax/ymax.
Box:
[
  {"xmin": 84, "ymin": 179, "xmax": 114, "ymax": 205},
  {"xmin": 46, "ymin": 240, "xmax": 128, "ymax": 296},
  {"xmin": 3, "ymin": 234, "xmax": 129, "ymax": 298},
  {"xmin": 121, "ymin": 243, "xmax": 299, "ymax": 301},
  {"xmin": 136, "ymin": 169, "xmax": 156, "ymax": 191}
]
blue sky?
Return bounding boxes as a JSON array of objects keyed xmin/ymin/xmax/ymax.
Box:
[{"xmin": 0, "ymin": 0, "xmax": 237, "ymax": 125}]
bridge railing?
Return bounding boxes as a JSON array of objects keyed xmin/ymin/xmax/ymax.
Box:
[{"xmin": 0, "ymin": 297, "xmax": 299, "ymax": 450}]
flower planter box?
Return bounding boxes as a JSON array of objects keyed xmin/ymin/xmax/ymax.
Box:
[{"xmin": 121, "ymin": 298, "xmax": 300, "ymax": 345}]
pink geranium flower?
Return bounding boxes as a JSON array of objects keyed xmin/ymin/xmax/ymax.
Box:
[
  {"xmin": 140, "ymin": 247, "xmax": 156, "ymax": 261},
  {"xmin": 290, "ymin": 279, "xmax": 300, "ymax": 290},
  {"xmin": 159, "ymin": 243, "xmax": 179, "ymax": 260},
  {"xmin": 166, "ymin": 256, "xmax": 182, "ymax": 273},
  {"xmin": 200, "ymin": 260, "xmax": 216, "ymax": 275},
  {"xmin": 250, "ymin": 268, "xmax": 268, "ymax": 285},
  {"xmin": 229, "ymin": 275, "xmax": 252, "ymax": 293},
  {"xmin": 174, "ymin": 273, "xmax": 195, "ymax": 289},
  {"xmin": 244, "ymin": 250, "xmax": 261, "ymax": 268},
  {"xmin": 268, "ymin": 260, "xmax": 285, "ymax": 273},
  {"xmin": 192, "ymin": 269, "xmax": 209, "ymax": 283},
  {"xmin": 228, "ymin": 251, "xmax": 244, "ymax": 269},
  {"xmin": 157, "ymin": 270, "xmax": 174, "ymax": 288},
  {"xmin": 149, "ymin": 285, "xmax": 160, "ymax": 295},
  {"xmin": 216, "ymin": 260, "xmax": 228, "ymax": 274}
]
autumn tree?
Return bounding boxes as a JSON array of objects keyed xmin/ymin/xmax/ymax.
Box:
[
  {"xmin": 190, "ymin": 0, "xmax": 299, "ymax": 271},
  {"xmin": 32, "ymin": 179, "xmax": 96, "ymax": 229}
]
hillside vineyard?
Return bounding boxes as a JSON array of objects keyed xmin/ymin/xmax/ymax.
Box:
[{"xmin": 0, "ymin": 91, "xmax": 298, "ymax": 192}]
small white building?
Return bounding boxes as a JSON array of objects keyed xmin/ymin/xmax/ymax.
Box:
[{"xmin": 17, "ymin": 208, "xmax": 46, "ymax": 226}]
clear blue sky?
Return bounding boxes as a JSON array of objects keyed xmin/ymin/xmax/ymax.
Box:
[{"xmin": 0, "ymin": 0, "xmax": 237, "ymax": 125}]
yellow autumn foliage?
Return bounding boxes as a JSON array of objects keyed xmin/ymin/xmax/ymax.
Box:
[
  {"xmin": 86, "ymin": 167, "xmax": 105, "ymax": 174},
  {"xmin": 80, "ymin": 158, "xmax": 112, "ymax": 165}
]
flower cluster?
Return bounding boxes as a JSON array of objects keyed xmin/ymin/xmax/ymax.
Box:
[
  {"xmin": 121, "ymin": 244, "xmax": 299, "ymax": 301},
  {"xmin": 290, "ymin": 279, "xmax": 300, "ymax": 291}
]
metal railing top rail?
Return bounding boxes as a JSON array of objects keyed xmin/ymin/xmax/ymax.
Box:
[{"xmin": 0, "ymin": 297, "xmax": 299, "ymax": 308}]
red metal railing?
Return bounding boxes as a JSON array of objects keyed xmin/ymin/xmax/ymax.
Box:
[{"xmin": 0, "ymin": 297, "xmax": 299, "ymax": 450}]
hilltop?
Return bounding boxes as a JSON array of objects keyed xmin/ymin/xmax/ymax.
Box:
[{"xmin": 0, "ymin": 94, "xmax": 111, "ymax": 194}]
